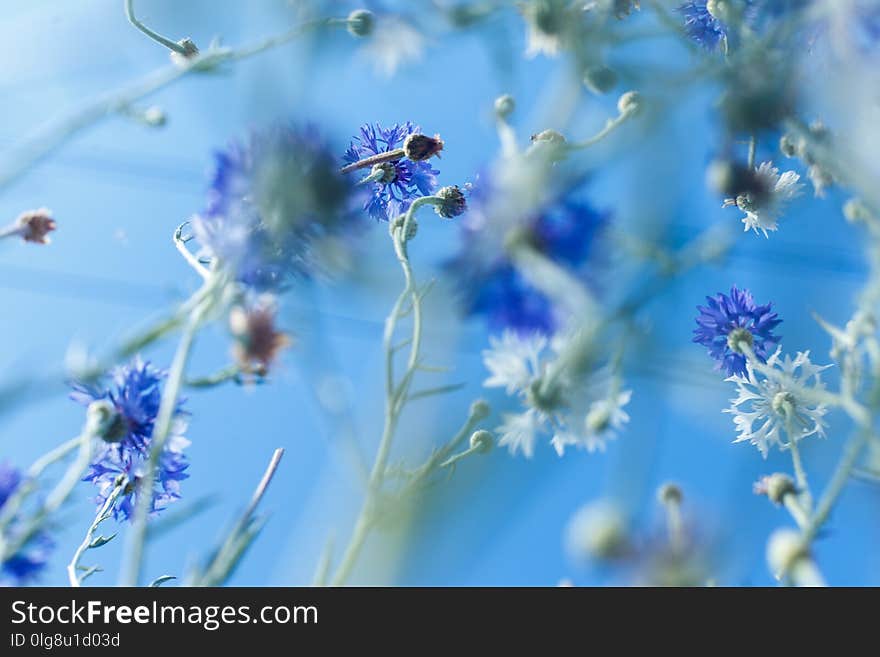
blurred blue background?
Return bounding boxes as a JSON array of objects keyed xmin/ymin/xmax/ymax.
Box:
[{"xmin": 1, "ymin": 0, "xmax": 878, "ymax": 586}]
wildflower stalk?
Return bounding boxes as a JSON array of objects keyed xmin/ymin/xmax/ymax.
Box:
[
  {"xmin": 329, "ymin": 196, "xmax": 442, "ymax": 586},
  {"xmin": 121, "ymin": 271, "xmax": 222, "ymax": 586},
  {"xmin": 785, "ymin": 420, "xmax": 813, "ymax": 511},
  {"xmin": 191, "ymin": 448, "xmax": 284, "ymax": 586},
  {"xmin": 124, "ymin": 0, "xmax": 191, "ymax": 55},
  {"xmin": 567, "ymin": 104, "xmax": 638, "ymax": 150},
  {"xmin": 68, "ymin": 475, "xmax": 126, "ymax": 587},
  {"xmin": 0, "ymin": 16, "xmax": 345, "ymax": 193}
]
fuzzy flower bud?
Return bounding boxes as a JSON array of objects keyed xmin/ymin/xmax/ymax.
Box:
[
  {"xmin": 346, "ymin": 10, "xmax": 375, "ymax": 38},
  {"xmin": 86, "ymin": 400, "xmax": 124, "ymax": 442},
  {"xmin": 766, "ymin": 528, "xmax": 819, "ymax": 584},
  {"xmin": 494, "ymin": 94, "xmax": 515, "ymax": 119},
  {"xmin": 617, "ymin": 90, "xmax": 641, "ymax": 115},
  {"xmin": 403, "ymin": 133, "xmax": 444, "ymax": 161},
  {"xmin": 753, "ymin": 473, "xmax": 796, "ymax": 505},
  {"xmin": 142, "ymin": 106, "xmax": 167, "ymax": 127},
  {"xmin": 530, "ymin": 129, "xmax": 566, "ymax": 146},
  {"xmin": 469, "ymin": 429, "xmax": 494, "ymax": 454},
  {"xmin": 169, "ymin": 37, "xmax": 199, "ymax": 67},
  {"xmin": 657, "ymin": 482, "xmax": 683, "ymax": 506},
  {"xmin": 779, "ymin": 134, "xmax": 798, "ymax": 158},
  {"xmin": 434, "ymin": 185, "xmax": 468, "ymax": 219},
  {"xmin": 10, "ymin": 208, "xmax": 56, "ymax": 244},
  {"xmin": 229, "ymin": 297, "xmax": 292, "ymax": 377},
  {"xmin": 565, "ymin": 500, "xmax": 628, "ymax": 562},
  {"xmin": 843, "ymin": 199, "xmax": 875, "ymax": 224},
  {"xmin": 371, "ymin": 162, "xmax": 398, "ymax": 184},
  {"xmin": 469, "ymin": 398, "xmax": 491, "ymax": 421}
]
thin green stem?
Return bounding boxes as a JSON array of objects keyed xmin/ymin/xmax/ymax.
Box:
[
  {"xmin": 787, "ymin": 432, "xmax": 812, "ymax": 511},
  {"xmin": 124, "ymin": 0, "xmax": 190, "ymax": 55},
  {"xmin": 748, "ymin": 134, "xmax": 757, "ymax": 170},
  {"xmin": 568, "ymin": 109, "xmax": 636, "ymax": 150},
  {"xmin": 68, "ymin": 476, "xmax": 126, "ymax": 587},
  {"xmin": 329, "ymin": 197, "xmax": 439, "ymax": 586},
  {"xmin": 0, "ymin": 17, "xmax": 342, "ymax": 193}
]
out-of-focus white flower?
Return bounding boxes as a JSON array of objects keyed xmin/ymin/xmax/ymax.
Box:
[
  {"xmin": 551, "ymin": 389, "xmax": 632, "ymax": 455},
  {"xmin": 724, "ymin": 161, "xmax": 804, "ymax": 237},
  {"xmin": 483, "ymin": 331, "xmax": 631, "ymax": 457},
  {"xmin": 565, "ymin": 498, "xmax": 628, "ymax": 561},
  {"xmin": 360, "ymin": 16, "xmax": 425, "ymax": 77},
  {"xmin": 497, "ymin": 408, "xmax": 543, "ymax": 458},
  {"xmin": 725, "ymin": 349, "xmax": 830, "ymax": 458}
]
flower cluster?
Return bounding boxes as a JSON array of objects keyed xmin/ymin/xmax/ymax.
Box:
[
  {"xmin": 483, "ymin": 331, "xmax": 631, "ymax": 457},
  {"xmin": 192, "ymin": 124, "xmax": 356, "ymax": 290},
  {"xmin": 71, "ymin": 358, "xmax": 190, "ymax": 521},
  {"xmin": 446, "ymin": 176, "xmax": 607, "ymax": 335},
  {"xmin": 693, "ymin": 286, "xmax": 782, "ymax": 376},
  {"xmin": 342, "ymin": 122, "xmax": 439, "ymax": 222},
  {"xmin": 0, "ymin": 463, "xmax": 52, "ymax": 585},
  {"xmin": 677, "ymin": 1, "xmax": 731, "ymax": 51}
]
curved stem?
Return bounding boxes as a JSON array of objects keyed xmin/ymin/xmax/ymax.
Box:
[
  {"xmin": 124, "ymin": 0, "xmax": 190, "ymax": 55},
  {"xmin": 0, "ymin": 16, "xmax": 342, "ymax": 193},
  {"xmin": 330, "ymin": 197, "xmax": 439, "ymax": 586},
  {"xmin": 68, "ymin": 476, "xmax": 126, "ymax": 587}
]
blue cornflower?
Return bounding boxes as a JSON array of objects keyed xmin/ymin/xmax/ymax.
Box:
[
  {"xmin": 0, "ymin": 463, "xmax": 52, "ymax": 585},
  {"xmin": 446, "ymin": 178, "xmax": 607, "ymax": 335},
  {"xmin": 343, "ymin": 122, "xmax": 439, "ymax": 222},
  {"xmin": 71, "ymin": 358, "xmax": 189, "ymax": 521},
  {"xmin": 677, "ymin": 1, "xmax": 729, "ymax": 51},
  {"xmin": 192, "ymin": 124, "xmax": 357, "ymax": 290},
  {"xmin": 693, "ymin": 286, "xmax": 782, "ymax": 377}
]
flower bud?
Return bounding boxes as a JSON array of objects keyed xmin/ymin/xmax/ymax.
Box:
[
  {"xmin": 346, "ymin": 10, "xmax": 375, "ymax": 38},
  {"xmin": 229, "ymin": 296, "xmax": 292, "ymax": 377},
  {"xmin": 657, "ymin": 482, "xmax": 683, "ymax": 506},
  {"xmin": 142, "ymin": 106, "xmax": 167, "ymax": 127},
  {"xmin": 371, "ymin": 162, "xmax": 398, "ymax": 184},
  {"xmin": 565, "ymin": 500, "xmax": 628, "ymax": 562},
  {"xmin": 494, "ymin": 94, "xmax": 515, "ymax": 119},
  {"xmin": 469, "ymin": 398, "xmax": 491, "ymax": 420},
  {"xmin": 843, "ymin": 198, "xmax": 874, "ymax": 224},
  {"xmin": 766, "ymin": 528, "xmax": 807, "ymax": 576},
  {"xmin": 779, "ymin": 133, "xmax": 798, "ymax": 158},
  {"xmin": 434, "ymin": 185, "xmax": 467, "ymax": 219},
  {"xmin": 12, "ymin": 208, "xmax": 56, "ymax": 244},
  {"xmin": 706, "ymin": 0, "xmax": 730, "ymax": 22},
  {"xmin": 403, "ymin": 133, "xmax": 444, "ymax": 161},
  {"xmin": 469, "ymin": 429, "xmax": 494, "ymax": 454},
  {"xmin": 617, "ymin": 90, "xmax": 641, "ymax": 115},
  {"xmin": 530, "ymin": 129, "xmax": 566, "ymax": 146},
  {"xmin": 86, "ymin": 400, "xmax": 125, "ymax": 442},
  {"xmin": 583, "ymin": 65, "xmax": 618, "ymax": 94},
  {"xmin": 753, "ymin": 473, "xmax": 796, "ymax": 505},
  {"xmin": 169, "ymin": 37, "xmax": 199, "ymax": 67}
]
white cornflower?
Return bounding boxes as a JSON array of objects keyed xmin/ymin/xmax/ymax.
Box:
[
  {"xmin": 523, "ymin": 0, "xmax": 569, "ymax": 58},
  {"xmin": 724, "ymin": 161, "xmax": 804, "ymax": 237},
  {"xmin": 482, "ymin": 330, "xmax": 547, "ymax": 394},
  {"xmin": 497, "ymin": 408, "xmax": 543, "ymax": 458},
  {"xmin": 483, "ymin": 331, "xmax": 632, "ymax": 457},
  {"xmin": 725, "ymin": 349, "xmax": 830, "ymax": 458},
  {"xmin": 550, "ymin": 390, "xmax": 632, "ymax": 456}
]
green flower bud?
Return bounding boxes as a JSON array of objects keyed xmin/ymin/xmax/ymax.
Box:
[{"xmin": 346, "ymin": 10, "xmax": 375, "ymax": 38}]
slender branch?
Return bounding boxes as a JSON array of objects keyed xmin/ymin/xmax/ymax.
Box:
[
  {"xmin": 68, "ymin": 476, "xmax": 126, "ymax": 587},
  {"xmin": 329, "ymin": 197, "xmax": 439, "ymax": 586},
  {"xmin": 0, "ymin": 16, "xmax": 342, "ymax": 193},
  {"xmin": 191, "ymin": 448, "xmax": 285, "ymax": 586},
  {"xmin": 124, "ymin": 0, "xmax": 190, "ymax": 55}
]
